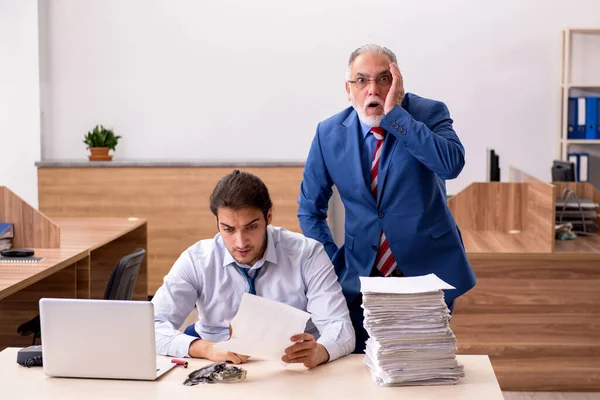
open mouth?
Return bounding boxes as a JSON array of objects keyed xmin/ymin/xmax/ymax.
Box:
[{"xmin": 367, "ymin": 102, "xmax": 381, "ymax": 109}]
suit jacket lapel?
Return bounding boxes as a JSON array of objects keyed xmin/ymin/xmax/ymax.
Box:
[
  {"xmin": 378, "ymin": 99, "xmax": 410, "ymax": 205},
  {"xmin": 337, "ymin": 111, "xmax": 376, "ymax": 206}
]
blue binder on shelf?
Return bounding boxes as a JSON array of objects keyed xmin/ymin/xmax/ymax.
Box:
[
  {"xmin": 576, "ymin": 97, "xmax": 587, "ymax": 139},
  {"xmin": 568, "ymin": 152, "xmax": 590, "ymax": 182},
  {"xmin": 567, "ymin": 153, "xmax": 579, "ymax": 180},
  {"xmin": 567, "ymin": 97, "xmax": 578, "ymax": 138},
  {"xmin": 597, "ymin": 97, "xmax": 600, "ymax": 139},
  {"xmin": 586, "ymin": 97, "xmax": 598, "ymax": 140},
  {"xmin": 579, "ymin": 153, "xmax": 589, "ymax": 182}
]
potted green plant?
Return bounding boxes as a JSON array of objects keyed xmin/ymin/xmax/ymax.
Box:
[{"xmin": 83, "ymin": 125, "xmax": 122, "ymax": 161}]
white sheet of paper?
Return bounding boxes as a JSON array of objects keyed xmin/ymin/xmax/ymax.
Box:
[
  {"xmin": 360, "ymin": 273, "xmax": 455, "ymax": 294},
  {"xmin": 214, "ymin": 293, "xmax": 311, "ymax": 361}
]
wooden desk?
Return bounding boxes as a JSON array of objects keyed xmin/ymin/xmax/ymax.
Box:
[
  {"xmin": 448, "ymin": 177, "xmax": 600, "ymax": 390},
  {"xmin": 0, "ymin": 349, "xmax": 503, "ymax": 400},
  {"xmin": 0, "ymin": 218, "xmax": 147, "ymax": 350},
  {"xmin": 52, "ymin": 217, "xmax": 148, "ymax": 300},
  {"xmin": 0, "ymin": 248, "xmax": 86, "ymax": 300}
]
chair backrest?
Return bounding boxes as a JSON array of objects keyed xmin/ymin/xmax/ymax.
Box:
[{"xmin": 103, "ymin": 248, "xmax": 146, "ymax": 300}]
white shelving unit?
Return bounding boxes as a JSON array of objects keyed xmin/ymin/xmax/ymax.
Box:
[{"xmin": 559, "ymin": 28, "xmax": 600, "ymax": 160}]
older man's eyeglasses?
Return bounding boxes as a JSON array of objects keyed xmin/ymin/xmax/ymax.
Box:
[{"xmin": 347, "ymin": 74, "xmax": 392, "ymax": 90}]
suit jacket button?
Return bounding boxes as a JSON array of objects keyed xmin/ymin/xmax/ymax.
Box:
[
  {"xmin": 371, "ymin": 245, "xmax": 377, "ymax": 251},
  {"xmin": 378, "ymin": 212, "xmax": 385, "ymax": 218}
]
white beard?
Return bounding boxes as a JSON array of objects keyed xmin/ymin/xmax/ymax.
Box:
[{"xmin": 350, "ymin": 95, "xmax": 384, "ymax": 127}]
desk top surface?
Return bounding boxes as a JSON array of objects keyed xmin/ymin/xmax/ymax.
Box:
[
  {"xmin": 0, "ymin": 349, "xmax": 502, "ymax": 400},
  {"xmin": 0, "ymin": 248, "xmax": 87, "ymax": 300},
  {"xmin": 462, "ymin": 231, "xmax": 600, "ymax": 259},
  {"xmin": 0, "ymin": 217, "xmax": 147, "ymax": 300},
  {"xmin": 52, "ymin": 217, "xmax": 147, "ymax": 251}
]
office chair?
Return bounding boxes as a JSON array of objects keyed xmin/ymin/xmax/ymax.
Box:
[
  {"xmin": 17, "ymin": 248, "xmax": 146, "ymax": 345},
  {"xmin": 102, "ymin": 248, "xmax": 146, "ymax": 300}
]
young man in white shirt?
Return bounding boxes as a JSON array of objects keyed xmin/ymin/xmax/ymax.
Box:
[{"xmin": 152, "ymin": 170, "xmax": 355, "ymax": 368}]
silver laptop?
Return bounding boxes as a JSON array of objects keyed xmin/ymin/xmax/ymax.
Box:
[{"xmin": 39, "ymin": 298, "xmax": 176, "ymax": 380}]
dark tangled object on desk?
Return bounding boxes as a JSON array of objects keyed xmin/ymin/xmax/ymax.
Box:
[{"xmin": 183, "ymin": 362, "xmax": 247, "ymax": 386}]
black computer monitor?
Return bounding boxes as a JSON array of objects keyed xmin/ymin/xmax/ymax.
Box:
[
  {"xmin": 488, "ymin": 149, "xmax": 501, "ymax": 182},
  {"xmin": 551, "ymin": 160, "xmax": 576, "ymax": 182}
]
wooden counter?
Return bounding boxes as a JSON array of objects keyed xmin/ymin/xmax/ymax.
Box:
[
  {"xmin": 448, "ymin": 172, "xmax": 600, "ymax": 390},
  {"xmin": 37, "ymin": 162, "xmax": 304, "ymax": 295}
]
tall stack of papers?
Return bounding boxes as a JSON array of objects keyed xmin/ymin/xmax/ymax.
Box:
[{"xmin": 360, "ymin": 274, "xmax": 464, "ymax": 386}]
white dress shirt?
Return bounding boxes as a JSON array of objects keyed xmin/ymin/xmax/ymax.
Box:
[{"xmin": 152, "ymin": 225, "xmax": 355, "ymax": 361}]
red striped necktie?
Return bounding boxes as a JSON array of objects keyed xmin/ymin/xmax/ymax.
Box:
[{"xmin": 370, "ymin": 127, "xmax": 397, "ymax": 277}]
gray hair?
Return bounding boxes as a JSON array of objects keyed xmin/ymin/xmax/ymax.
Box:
[{"xmin": 347, "ymin": 44, "xmax": 397, "ymax": 79}]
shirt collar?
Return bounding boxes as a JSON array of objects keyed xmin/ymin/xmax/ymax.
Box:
[
  {"xmin": 221, "ymin": 225, "xmax": 278, "ymax": 269},
  {"xmin": 359, "ymin": 118, "xmax": 373, "ymax": 140}
]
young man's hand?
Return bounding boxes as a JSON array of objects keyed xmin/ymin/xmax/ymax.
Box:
[
  {"xmin": 189, "ymin": 339, "xmax": 250, "ymax": 364},
  {"xmin": 282, "ymin": 333, "xmax": 330, "ymax": 368}
]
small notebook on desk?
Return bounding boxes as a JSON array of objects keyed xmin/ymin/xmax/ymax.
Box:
[{"xmin": 0, "ymin": 257, "xmax": 44, "ymax": 263}]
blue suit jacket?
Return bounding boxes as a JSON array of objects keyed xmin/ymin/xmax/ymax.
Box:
[{"xmin": 298, "ymin": 93, "xmax": 476, "ymax": 304}]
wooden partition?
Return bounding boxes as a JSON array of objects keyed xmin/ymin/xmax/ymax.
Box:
[
  {"xmin": 447, "ymin": 168, "xmax": 554, "ymax": 253},
  {"xmin": 447, "ymin": 182, "xmax": 525, "ymax": 232},
  {"xmin": 524, "ymin": 179, "xmax": 556, "ymax": 252},
  {"xmin": 38, "ymin": 165, "xmax": 304, "ymax": 295},
  {"xmin": 0, "ymin": 187, "xmax": 60, "ymax": 248}
]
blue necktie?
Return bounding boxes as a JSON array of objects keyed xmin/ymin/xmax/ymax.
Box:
[{"xmin": 238, "ymin": 267, "xmax": 261, "ymax": 295}]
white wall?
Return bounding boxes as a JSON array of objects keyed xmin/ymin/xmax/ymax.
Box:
[
  {"xmin": 40, "ymin": 0, "xmax": 600, "ymax": 196},
  {"xmin": 0, "ymin": 0, "xmax": 40, "ymax": 207}
]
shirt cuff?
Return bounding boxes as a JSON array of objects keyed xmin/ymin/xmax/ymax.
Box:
[
  {"xmin": 169, "ymin": 333, "xmax": 198, "ymax": 358},
  {"xmin": 317, "ymin": 336, "xmax": 342, "ymax": 363}
]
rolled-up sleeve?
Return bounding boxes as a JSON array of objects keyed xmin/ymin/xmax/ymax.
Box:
[
  {"xmin": 303, "ymin": 244, "xmax": 356, "ymax": 361},
  {"xmin": 151, "ymin": 251, "xmax": 200, "ymax": 357}
]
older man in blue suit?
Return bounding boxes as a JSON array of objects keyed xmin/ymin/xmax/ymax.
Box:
[{"xmin": 298, "ymin": 44, "xmax": 476, "ymax": 353}]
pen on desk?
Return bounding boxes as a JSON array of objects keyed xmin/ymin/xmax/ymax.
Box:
[{"xmin": 171, "ymin": 359, "xmax": 188, "ymax": 368}]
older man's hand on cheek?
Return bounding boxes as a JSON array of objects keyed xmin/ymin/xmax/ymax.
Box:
[
  {"xmin": 282, "ymin": 333, "xmax": 330, "ymax": 369},
  {"xmin": 384, "ymin": 62, "xmax": 405, "ymax": 115}
]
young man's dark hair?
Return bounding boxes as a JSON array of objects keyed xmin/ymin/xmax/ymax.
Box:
[{"xmin": 209, "ymin": 170, "xmax": 273, "ymax": 219}]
